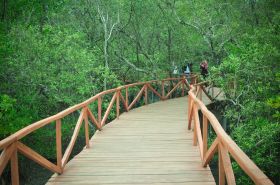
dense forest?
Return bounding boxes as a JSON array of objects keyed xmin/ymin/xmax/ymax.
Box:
[{"xmin": 0, "ymin": 0, "xmax": 279, "ymax": 184}]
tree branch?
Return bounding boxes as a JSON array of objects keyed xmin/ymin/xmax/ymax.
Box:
[{"xmin": 116, "ymin": 54, "xmax": 149, "ymax": 74}]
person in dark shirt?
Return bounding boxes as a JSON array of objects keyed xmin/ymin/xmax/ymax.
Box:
[
  {"xmin": 200, "ymin": 60, "xmax": 208, "ymax": 78},
  {"xmin": 189, "ymin": 63, "xmax": 193, "ymax": 74}
]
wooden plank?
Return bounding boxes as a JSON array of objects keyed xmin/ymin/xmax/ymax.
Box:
[
  {"xmin": 188, "ymin": 97, "xmax": 193, "ymax": 130},
  {"xmin": 56, "ymin": 119, "xmax": 62, "ymax": 172},
  {"xmin": 0, "ymin": 143, "xmax": 15, "ymax": 175},
  {"xmin": 181, "ymin": 81, "xmax": 185, "ymax": 96},
  {"xmin": 165, "ymin": 81, "xmax": 182, "ymax": 98},
  {"xmin": 47, "ymin": 182, "xmax": 216, "ymax": 185},
  {"xmin": 219, "ymin": 148, "xmax": 226, "ymax": 185},
  {"xmin": 128, "ymin": 86, "xmax": 145, "ymax": 110},
  {"xmin": 45, "ymin": 97, "xmax": 216, "ymax": 185},
  {"xmin": 116, "ymin": 91, "xmax": 120, "ymax": 118},
  {"xmin": 203, "ymin": 138, "xmax": 219, "ymax": 167},
  {"xmin": 62, "ymin": 109, "xmax": 85, "ymax": 168},
  {"xmin": 125, "ymin": 87, "xmax": 129, "ymax": 108},
  {"xmin": 220, "ymin": 144, "xmax": 236, "ymax": 185},
  {"xmin": 101, "ymin": 92, "xmax": 117, "ymax": 126},
  {"xmin": 144, "ymin": 85, "xmax": 148, "ymax": 105},
  {"xmin": 161, "ymin": 80, "xmax": 165, "ymax": 98},
  {"xmin": 0, "ymin": 136, "xmax": 17, "ymax": 150},
  {"xmin": 193, "ymin": 104, "xmax": 198, "ymax": 146},
  {"xmin": 182, "ymin": 79, "xmax": 190, "ymax": 89},
  {"xmin": 83, "ymin": 108, "xmax": 90, "ymax": 148},
  {"xmin": 17, "ymin": 142, "xmax": 61, "ymax": 173},
  {"xmin": 119, "ymin": 92, "xmax": 128, "ymax": 111},
  {"xmin": 188, "ymin": 87, "xmax": 201, "ymax": 130},
  {"xmin": 203, "ymin": 115, "xmax": 208, "ymax": 159},
  {"xmin": 194, "ymin": 107, "xmax": 203, "ymax": 159},
  {"xmin": 47, "ymin": 173, "xmax": 215, "ymax": 184},
  {"xmin": 46, "ymin": 97, "xmax": 215, "ymax": 185},
  {"xmin": 98, "ymin": 96, "xmax": 102, "ymax": 124},
  {"xmin": 10, "ymin": 148, "xmax": 19, "ymax": 185},
  {"xmin": 87, "ymin": 107, "xmax": 101, "ymax": 130},
  {"xmin": 147, "ymin": 83, "xmax": 162, "ymax": 100}
]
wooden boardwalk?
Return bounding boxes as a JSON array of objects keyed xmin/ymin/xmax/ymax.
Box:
[
  {"xmin": 0, "ymin": 78, "xmax": 273, "ymax": 185},
  {"xmin": 46, "ymin": 96, "xmax": 215, "ymax": 185}
]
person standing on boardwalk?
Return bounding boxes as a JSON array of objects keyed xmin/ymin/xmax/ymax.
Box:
[{"xmin": 200, "ymin": 60, "xmax": 208, "ymax": 78}]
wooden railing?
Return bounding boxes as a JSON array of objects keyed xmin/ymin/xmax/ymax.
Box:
[
  {"xmin": 0, "ymin": 76, "xmax": 195, "ymax": 185},
  {"xmin": 188, "ymin": 84, "xmax": 274, "ymax": 185}
]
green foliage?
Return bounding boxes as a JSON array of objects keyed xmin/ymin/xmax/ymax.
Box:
[
  {"xmin": 210, "ymin": 27, "xmax": 279, "ymax": 123},
  {"xmin": 267, "ymin": 95, "xmax": 280, "ymax": 119},
  {"xmin": 232, "ymin": 119, "xmax": 280, "ymax": 184},
  {"xmin": 209, "ymin": 2, "xmax": 280, "ymax": 183},
  {"xmin": 0, "ymin": 94, "xmax": 17, "ymax": 136}
]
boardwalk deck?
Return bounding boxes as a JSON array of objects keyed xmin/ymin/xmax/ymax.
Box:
[{"xmin": 46, "ymin": 96, "xmax": 216, "ymax": 185}]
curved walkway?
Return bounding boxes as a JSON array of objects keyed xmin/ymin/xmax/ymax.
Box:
[{"xmin": 46, "ymin": 96, "xmax": 215, "ymax": 185}]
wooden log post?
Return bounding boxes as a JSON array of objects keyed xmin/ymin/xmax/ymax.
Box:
[
  {"xmin": 181, "ymin": 80, "xmax": 185, "ymax": 97},
  {"xmin": 62, "ymin": 110, "xmax": 85, "ymax": 168},
  {"xmin": 101, "ymin": 93, "xmax": 117, "ymax": 126},
  {"xmin": 56, "ymin": 119, "xmax": 62, "ymax": 172},
  {"xmin": 11, "ymin": 148, "xmax": 19, "ymax": 185},
  {"xmin": 187, "ymin": 95, "xmax": 190, "ymax": 122},
  {"xmin": 116, "ymin": 90, "xmax": 120, "ymax": 119},
  {"xmin": 161, "ymin": 81, "xmax": 165, "ymax": 99},
  {"xmin": 83, "ymin": 108, "xmax": 90, "ymax": 148},
  {"xmin": 17, "ymin": 142, "xmax": 61, "ymax": 173},
  {"xmin": 125, "ymin": 87, "xmax": 129, "ymax": 110},
  {"xmin": 188, "ymin": 98, "xmax": 194, "ymax": 130},
  {"xmin": 168, "ymin": 81, "xmax": 171, "ymax": 99},
  {"xmin": 144, "ymin": 84, "xmax": 148, "ymax": 105},
  {"xmin": 98, "ymin": 96, "xmax": 102, "ymax": 125},
  {"xmin": 219, "ymin": 145, "xmax": 226, "ymax": 185},
  {"xmin": 220, "ymin": 145, "xmax": 236, "ymax": 185},
  {"xmin": 203, "ymin": 115, "xmax": 208, "ymax": 159},
  {"xmin": 193, "ymin": 104, "xmax": 198, "ymax": 146}
]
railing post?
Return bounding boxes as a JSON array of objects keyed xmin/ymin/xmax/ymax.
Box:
[
  {"xmin": 11, "ymin": 147, "xmax": 19, "ymax": 185},
  {"xmin": 193, "ymin": 104, "xmax": 198, "ymax": 146},
  {"xmin": 144, "ymin": 84, "xmax": 148, "ymax": 105},
  {"xmin": 83, "ymin": 108, "xmax": 90, "ymax": 148},
  {"xmin": 125, "ymin": 87, "xmax": 129, "ymax": 109},
  {"xmin": 168, "ymin": 81, "xmax": 171, "ymax": 99},
  {"xmin": 56, "ymin": 119, "xmax": 62, "ymax": 173},
  {"xmin": 161, "ymin": 80, "xmax": 165, "ymax": 99},
  {"xmin": 188, "ymin": 95, "xmax": 190, "ymax": 121},
  {"xmin": 203, "ymin": 115, "xmax": 208, "ymax": 159},
  {"xmin": 181, "ymin": 80, "xmax": 185, "ymax": 97},
  {"xmin": 116, "ymin": 90, "xmax": 120, "ymax": 118},
  {"xmin": 188, "ymin": 97, "xmax": 193, "ymax": 130},
  {"xmin": 98, "ymin": 96, "xmax": 102, "ymax": 124},
  {"xmin": 219, "ymin": 144, "xmax": 226, "ymax": 185}
]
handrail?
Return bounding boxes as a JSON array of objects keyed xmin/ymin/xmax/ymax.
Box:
[
  {"xmin": 0, "ymin": 76, "xmax": 195, "ymax": 185},
  {"xmin": 188, "ymin": 84, "xmax": 274, "ymax": 185}
]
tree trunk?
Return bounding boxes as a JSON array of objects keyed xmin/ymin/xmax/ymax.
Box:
[
  {"xmin": 250, "ymin": 0, "xmax": 259, "ymax": 25},
  {"xmin": 1, "ymin": 0, "xmax": 7, "ymax": 21},
  {"xmin": 40, "ymin": 1, "xmax": 48, "ymax": 33},
  {"xmin": 167, "ymin": 27, "xmax": 172, "ymax": 66}
]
